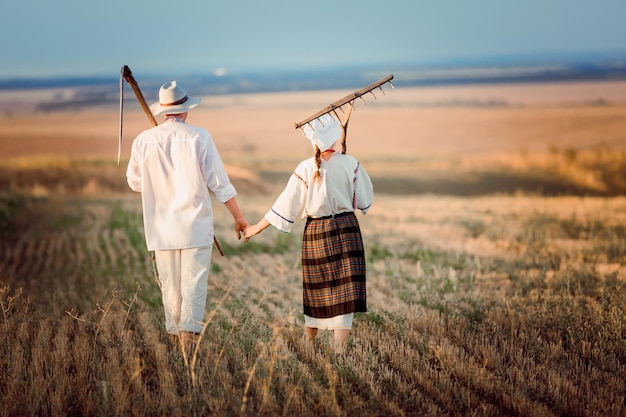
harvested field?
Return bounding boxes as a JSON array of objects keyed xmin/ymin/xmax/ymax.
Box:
[{"xmin": 0, "ymin": 81, "xmax": 625, "ymax": 416}]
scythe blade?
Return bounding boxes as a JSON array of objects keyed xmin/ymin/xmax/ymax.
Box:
[{"xmin": 118, "ymin": 67, "xmax": 124, "ymax": 167}]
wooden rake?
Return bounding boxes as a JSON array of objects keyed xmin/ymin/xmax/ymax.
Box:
[
  {"xmin": 294, "ymin": 74, "xmax": 394, "ymax": 134},
  {"xmin": 118, "ymin": 65, "xmax": 225, "ymax": 256}
]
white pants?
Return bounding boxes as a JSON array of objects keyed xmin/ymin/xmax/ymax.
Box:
[{"xmin": 153, "ymin": 245, "xmax": 212, "ymax": 335}]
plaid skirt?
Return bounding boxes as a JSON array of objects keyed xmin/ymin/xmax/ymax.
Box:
[{"xmin": 302, "ymin": 212, "xmax": 367, "ymax": 319}]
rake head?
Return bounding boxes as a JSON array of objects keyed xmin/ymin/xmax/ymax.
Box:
[{"xmin": 294, "ymin": 74, "xmax": 394, "ymax": 132}]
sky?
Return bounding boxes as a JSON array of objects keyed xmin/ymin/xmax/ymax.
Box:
[{"xmin": 1, "ymin": 0, "xmax": 626, "ymax": 79}]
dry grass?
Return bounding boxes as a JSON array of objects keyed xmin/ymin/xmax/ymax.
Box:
[{"xmin": 0, "ymin": 185, "xmax": 625, "ymax": 416}]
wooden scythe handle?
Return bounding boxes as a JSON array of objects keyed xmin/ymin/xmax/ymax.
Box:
[
  {"xmin": 120, "ymin": 65, "xmax": 225, "ymax": 256},
  {"xmin": 122, "ymin": 66, "xmax": 158, "ymax": 127}
]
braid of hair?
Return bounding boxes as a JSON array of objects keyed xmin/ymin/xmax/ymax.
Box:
[{"xmin": 313, "ymin": 146, "xmax": 322, "ymax": 182}]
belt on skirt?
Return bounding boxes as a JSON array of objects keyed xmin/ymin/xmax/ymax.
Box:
[{"xmin": 308, "ymin": 211, "xmax": 353, "ymax": 221}]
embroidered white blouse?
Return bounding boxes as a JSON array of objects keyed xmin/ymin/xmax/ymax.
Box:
[
  {"xmin": 265, "ymin": 153, "xmax": 373, "ymax": 233},
  {"xmin": 126, "ymin": 119, "xmax": 237, "ymax": 251}
]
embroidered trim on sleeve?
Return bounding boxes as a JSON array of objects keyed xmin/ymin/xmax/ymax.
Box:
[
  {"xmin": 293, "ymin": 172, "xmax": 308, "ymax": 188},
  {"xmin": 271, "ymin": 208, "xmax": 294, "ymax": 224}
]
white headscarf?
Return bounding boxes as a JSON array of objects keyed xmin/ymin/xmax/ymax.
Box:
[{"xmin": 302, "ymin": 114, "xmax": 342, "ymax": 151}]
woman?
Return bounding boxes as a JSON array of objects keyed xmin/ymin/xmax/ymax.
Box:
[{"xmin": 244, "ymin": 112, "xmax": 373, "ymax": 353}]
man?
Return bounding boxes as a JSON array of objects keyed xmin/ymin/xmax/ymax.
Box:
[{"xmin": 126, "ymin": 80, "xmax": 248, "ymax": 348}]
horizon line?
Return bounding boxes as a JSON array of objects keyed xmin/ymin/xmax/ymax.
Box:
[{"xmin": 1, "ymin": 49, "xmax": 626, "ymax": 82}]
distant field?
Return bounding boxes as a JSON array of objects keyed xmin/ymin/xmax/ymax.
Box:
[{"xmin": 1, "ymin": 81, "xmax": 626, "ymax": 196}]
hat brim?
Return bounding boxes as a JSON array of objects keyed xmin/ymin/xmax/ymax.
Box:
[{"xmin": 150, "ymin": 97, "xmax": 202, "ymax": 116}]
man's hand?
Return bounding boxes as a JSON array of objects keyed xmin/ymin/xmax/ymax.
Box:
[
  {"xmin": 234, "ymin": 217, "xmax": 249, "ymax": 240},
  {"xmin": 224, "ymin": 197, "xmax": 248, "ymax": 240}
]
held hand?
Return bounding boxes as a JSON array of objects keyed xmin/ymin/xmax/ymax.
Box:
[
  {"xmin": 234, "ymin": 217, "xmax": 250, "ymax": 240},
  {"xmin": 244, "ymin": 218, "xmax": 270, "ymax": 242},
  {"xmin": 243, "ymin": 224, "xmax": 256, "ymax": 242},
  {"xmin": 224, "ymin": 198, "xmax": 248, "ymax": 240}
]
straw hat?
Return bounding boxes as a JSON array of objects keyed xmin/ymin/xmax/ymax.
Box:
[
  {"xmin": 303, "ymin": 114, "xmax": 342, "ymax": 151},
  {"xmin": 150, "ymin": 81, "xmax": 201, "ymax": 116}
]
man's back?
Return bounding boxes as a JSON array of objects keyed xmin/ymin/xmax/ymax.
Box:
[{"xmin": 127, "ymin": 118, "xmax": 235, "ymax": 250}]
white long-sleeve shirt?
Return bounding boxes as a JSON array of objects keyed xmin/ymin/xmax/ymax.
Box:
[
  {"xmin": 126, "ymin": 119, "xmax": 237, "ymax": 250},
  {"xmin": 265, "ymin": 152, "xmax": 373, "ymax": 233}
]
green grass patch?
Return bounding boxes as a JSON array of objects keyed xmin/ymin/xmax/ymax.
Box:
[
  {"xmin": 221, "ymin": 232, "xmax": 297, "ymax": 255},
  {"xmin": 0, "ymin": 192, "xmax": 25, "ymax": 240}
]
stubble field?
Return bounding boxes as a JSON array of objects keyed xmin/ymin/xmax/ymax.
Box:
[{"xmin": 1, "ymin": 81, "xmax": 625, "ymax": 416}]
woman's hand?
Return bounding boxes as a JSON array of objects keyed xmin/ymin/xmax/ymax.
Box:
[
  {"xmin": 243, "ymin": 224, "xmax": 257, "ymax": 242},
  {"xmin": 244, "ymin": 219, "xmax": 270, "ymax": 242}
]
